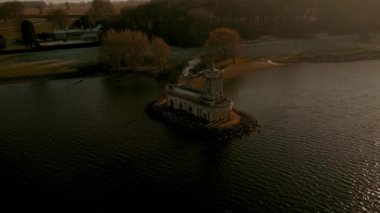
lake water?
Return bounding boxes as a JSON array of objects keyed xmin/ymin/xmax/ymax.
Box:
[{"xmin": 0, "ymin": 61, "xmax": 379, "ymax": 212}]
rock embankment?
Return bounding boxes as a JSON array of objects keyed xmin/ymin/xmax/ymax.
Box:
[{"xmin": 145, "ymin": 100, "xmax": 259, "ymax": 141}]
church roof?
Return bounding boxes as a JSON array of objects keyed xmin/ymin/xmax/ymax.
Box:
[
  {"xmin": 172, "ymin": 87, "xmax": 201, "ymax": 99},
  {"xmin": 165, "ymin": 84, "xmax": 231, "ymax": 108}
]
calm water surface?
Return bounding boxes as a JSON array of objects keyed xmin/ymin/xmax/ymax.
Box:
[{"xmin": 0, "ymin": 61, "xmax": 379, "ymax": 212}]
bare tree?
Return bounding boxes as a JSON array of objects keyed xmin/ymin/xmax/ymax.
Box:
[
  {"xmin": 205, "ymin": 28, "xmax": 242, "ymax": 62},
  {"xmin": 151, "ymin": 36, "xmax": 171, "ymax": 69},
  {"xmin": 125, "ymin": 30, "xmax": 150, "ymax": 66},
  {"xmin": 100, "ymin": 30, "xmax": 124, "ymax": 69},
  {"xmin": 100, "ymin": 29, "xmax": 150, "ymax": 69}
]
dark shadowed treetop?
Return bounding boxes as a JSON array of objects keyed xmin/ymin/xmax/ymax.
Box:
[
  {"xmin": 0, "ymin": 34, "xmax": 6, "ymax": 51},
  {"xmin": 20, "ymin": 20, "xmax": 38, "ymax": 48},
  {"xmin": 113, "ymin": 0, "xmax": 380, "ymax": 48},
  {"xmin": 19, "ymin": 1, "xmax": 46, "ymax": 9},
  {"xmin": 71, "ymin": 15, "xmax": 94, "ymax": 29},
  {"xmin": 0, "ymin": 1, "xmax": 24, "ymax": 22}
]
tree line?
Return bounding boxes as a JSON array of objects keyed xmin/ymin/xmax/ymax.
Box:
[
  {"xmin": 0, "ymin": 1, "xmax": 24, "ymax": 22},
  {"xmin": 4, "ymin": 0, "xmax": 378, "ymax": 62},
  {"xmin": 107, "ymin": 0, "xmax": 380, "ymax": 47},
  {"xmin": 99, "ymin": 27, "xmax": 241, "ymax": 70},
  {"xmin": 2, "ymin": 0, "xmax": 380, "ymax": 49},
  {"xmin": 0, "ymin": 0, "xmax": 244, "ymax": 68}
]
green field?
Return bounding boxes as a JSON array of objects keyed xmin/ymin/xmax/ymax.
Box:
[
  {"xmin": 0, "ymin": 16, "xmax": 82, "ymax": 50},
  {"xmin": 0, "ymin": 57, "xmax": 76, "ymax": 80},
  {"xmin": 0, "ymin": 3, "xmax": 90, "ymax": 48},
  {"xmin": 0, "ymin": 47, "xmax": 98, "ymax": 80}
]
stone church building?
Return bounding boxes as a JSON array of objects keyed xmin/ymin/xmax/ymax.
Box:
[{"xmin": 164, "ymin": 66, "xmax": 233, "ymax": 122}]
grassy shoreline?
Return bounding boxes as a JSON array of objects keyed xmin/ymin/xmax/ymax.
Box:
[
  {"xmin": 3, "ymin": 47, "xmax": 380, "ymax": 85},
  {"xmin": 0, "ymin": 60, "xmax": 182, "ymax": 85}
]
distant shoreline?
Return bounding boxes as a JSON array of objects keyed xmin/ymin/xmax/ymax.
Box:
[
  {"xmin": 0, "ymin": 42, "xmax": 100, "ymax": 56},
  {"xmin": 3, "ymin": 47, "xmax": 380, "ymax": 85},
  {"xmin": 272, "ymin": 50, "xmax": 380, "ymax": 64},
  {"xmin": 193, "ymin": 50, "xmax": 380, "ymax": 85},
  {"xmin": 223, "ymin": 59, "xmax": 281, "ymax": 79},
  {"xmin": 0, "ymin": 62, "xmax": 180, "ymax": 85}
]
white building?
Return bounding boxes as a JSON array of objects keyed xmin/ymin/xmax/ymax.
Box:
[
  {"xmin": 164, "ymin": 66, "xmax": 233, "ymax": 122},
  {"xmin": 53, "ymin": 25, "xmax": 102, "ymax": 42}
]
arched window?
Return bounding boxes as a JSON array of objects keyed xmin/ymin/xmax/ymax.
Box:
[
  {"xmin": 179, "ymin": 103, "xmax": 183, "ymax": 110},
  {"xmin": 189, "ymin": 106, "xmax": 193, "ymax": 113},
  {"xmin": 170, "ymin": 100, "xmax": 174, "ymax": 108}
]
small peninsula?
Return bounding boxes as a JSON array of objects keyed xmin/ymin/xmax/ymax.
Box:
[{"xmin": 146, "ymin": 64, "xmax": 259, "ymax": 141}]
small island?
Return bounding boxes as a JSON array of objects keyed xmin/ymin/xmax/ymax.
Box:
[{"xmin": 146, "ymin": 64, "xmax": 259, "ymax": 141}]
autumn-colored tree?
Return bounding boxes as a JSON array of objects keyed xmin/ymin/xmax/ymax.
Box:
[
  {"xmin": 99, "ymin": 30, "xmax": 124, "ymax": 69},
  {"xmin": 100, "ymin": 29, "xmax": 150, "ymax": 69},
  {"xmin": 151, "ymin": 36, "xmax": 171, "ymax": 69},
  {"xmin": 124, "ymin": 30, "xmax": 150, "ymax": 66},
  {"xmin": 205, "ymin": 28, "xmax": 242, "ymax": 62},
  {"xmin": 48, "ymin": 9, "xmax": 69, "ymax": 30}
]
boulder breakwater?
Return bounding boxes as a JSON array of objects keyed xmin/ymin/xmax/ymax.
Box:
[{"xmin": 145, "ymin": 100, "xmax": 259, "ymax": 141}]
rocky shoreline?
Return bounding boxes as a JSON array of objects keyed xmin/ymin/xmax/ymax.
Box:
[{"xmin": 145, "ymin": 100, "xmax": 259, "ymax": 141}]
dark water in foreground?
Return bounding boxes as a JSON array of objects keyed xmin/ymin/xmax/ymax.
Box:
[{"xmin": 0, "ymin": 61, "xmax": 379, "ymax": 212}]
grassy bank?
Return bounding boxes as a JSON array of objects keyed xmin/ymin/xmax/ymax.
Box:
[
  {"xmin": 0, "ymin": 46, "xmax": 99, "ymax": 83},
  {"xmin": 0, "ymin": 57, "xmax": 80, "ymax": 83},
  {"xmin": 3, "ymin": 34, "xmax": 380, "ymax": 84},
  {"xmin": 0, "ymin": 50, "xmax": 182, "ymax": 84}
]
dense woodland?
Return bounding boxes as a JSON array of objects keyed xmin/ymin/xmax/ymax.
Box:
[
  {"xmin": 106, "ymin": 0, "xmax": 380, "ymax": 47},
  {"xmin": 1, "ymin": 0, "xmax": 380, "ymax": 48}
]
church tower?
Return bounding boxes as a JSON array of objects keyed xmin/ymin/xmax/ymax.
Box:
[{"xmin": 202, "ymin": 65, "xmax": 224, "ymax": 102}]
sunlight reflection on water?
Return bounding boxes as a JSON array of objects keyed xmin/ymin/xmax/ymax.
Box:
[{"xmin": 0, "ymin": 61, "xmax": 380, "ymax": 211}]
